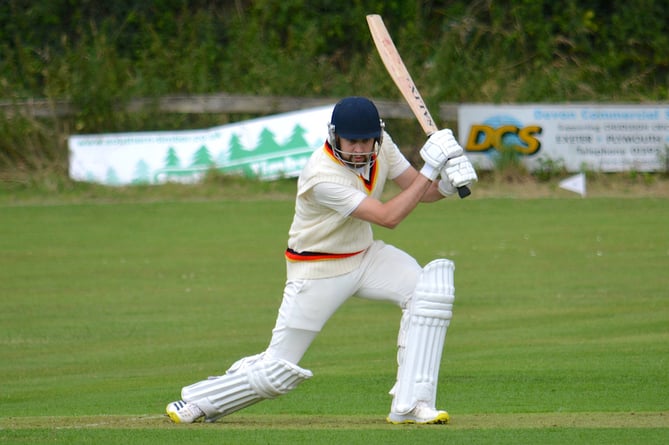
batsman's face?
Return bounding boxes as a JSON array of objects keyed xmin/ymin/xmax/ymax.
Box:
[{"xmin": 339, "ymin": 137, "xmax": 375, "ymax": 167}]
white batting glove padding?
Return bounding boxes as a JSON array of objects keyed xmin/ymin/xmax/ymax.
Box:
[
  {"xmin": 443, "ymin": 155, "xmax": 478, "ymax": 188},
  {"xmin": 437, "ymin": 177, "xmax": 457, "ymax": 196},
  {"xmin": 419, "ymin": 129, "xmax": 464, "ymax": 176}
]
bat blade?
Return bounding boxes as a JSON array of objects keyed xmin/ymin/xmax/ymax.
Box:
[
  {"xmin": 366, "ymin": 14, "xmax": 470, "ymax": 198},
  {"xmin": 366, "ymin": 14, "xmax": 438, "ymax": 135}
]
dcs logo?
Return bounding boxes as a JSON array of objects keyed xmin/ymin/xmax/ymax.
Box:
[{"xmin": 465, "ymin": 115, "xmax": 542, "ymax": 155}]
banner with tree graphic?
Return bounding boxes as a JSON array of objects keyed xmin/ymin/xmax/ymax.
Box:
[{"xmin": 68, "ymin": 105, "xmax": 335, "ymax": 185}]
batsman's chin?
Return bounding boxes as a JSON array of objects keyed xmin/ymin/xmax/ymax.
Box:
[{"xmin": 351, "ymin": 156, "xmax": 369, "ymax": 166}]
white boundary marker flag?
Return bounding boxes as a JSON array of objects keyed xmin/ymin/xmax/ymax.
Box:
[{"xmin": 559, "ymin": 173, "xmax": 586, "ymax": 197}]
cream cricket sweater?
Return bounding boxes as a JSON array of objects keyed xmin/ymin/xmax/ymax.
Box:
[{"xmin": 286, "ymin": 132, "xmax": 410, "ymax": 279}]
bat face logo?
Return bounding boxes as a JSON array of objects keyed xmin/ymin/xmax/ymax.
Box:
[{"xmin": 409, "ymin": 84, "xmax": 434, "ymax": 128}]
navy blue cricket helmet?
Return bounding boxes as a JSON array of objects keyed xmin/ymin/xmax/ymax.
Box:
[{"xmin": 328, "ymin": 97, "xmax": 385, "ymax": 169}]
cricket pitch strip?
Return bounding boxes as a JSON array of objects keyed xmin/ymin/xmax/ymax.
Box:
[{"xmin": 1, "ymin": 411, "xmax": 667, "ymax": 430}]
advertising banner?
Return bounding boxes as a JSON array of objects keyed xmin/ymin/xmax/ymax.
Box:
[
  {"xmin": 69, "ymin": 105, "xmax": 335, "ymax": 185},
  {"xmin": 458, "ymin": 104, "xmax": 669, "ymax": 172}
]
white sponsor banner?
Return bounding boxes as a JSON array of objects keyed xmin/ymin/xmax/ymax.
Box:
[
  {"xmin": 458, "ymin": 104, "xmax": 669, "ymax": 172},
  {"xmin": 69, "ymin": 105, "xmax": 335, "ymax": 185}
]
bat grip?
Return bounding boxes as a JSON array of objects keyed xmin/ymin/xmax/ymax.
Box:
[{"xmin": 457, "ymin": 186, "xmax": 471, "ymax": 198}]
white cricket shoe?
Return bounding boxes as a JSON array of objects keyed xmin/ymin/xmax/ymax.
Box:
[
  {"xmin": 386, "ymin": 402, "xmax": 450, "ymax": 425},
  {"xmin": 166, "ymin": 400, "xmax": 205, "ymax": 424}
]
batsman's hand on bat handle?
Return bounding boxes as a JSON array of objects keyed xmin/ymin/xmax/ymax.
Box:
[
  {"xmin": 419, "ymin": 129, "xmax": 471, "ymax": 198},
  {"xmin": 439, "ymin": 155, "xmax": 478, "ymax": 198}
]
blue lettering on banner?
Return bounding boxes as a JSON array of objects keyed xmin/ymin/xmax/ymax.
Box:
[
  {"xmin": 533, "ymin": 109, "xmax": 577, "ymax": 120},
  {"xmin": 581, "ymin": 109, "xmax": 659, "ymax": 120}
]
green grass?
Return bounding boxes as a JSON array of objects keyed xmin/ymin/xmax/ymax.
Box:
[{"xmin": 1, "ymin": 194, "xmax": 668, "ymax": 444}]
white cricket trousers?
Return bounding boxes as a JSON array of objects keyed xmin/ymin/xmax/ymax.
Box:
[{"xmin": 264, "ymin": 240, "xmax": 421, "ymax": 364}]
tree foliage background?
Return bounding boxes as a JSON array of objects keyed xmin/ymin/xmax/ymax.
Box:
[{"xmin": 1, "ymin": 0, "xmax": 668, "ymax": 175}]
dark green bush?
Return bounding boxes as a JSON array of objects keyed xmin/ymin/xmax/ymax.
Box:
[{"xmin": 1, "ymin": 0, "xmax": 668, "ymax": 175}]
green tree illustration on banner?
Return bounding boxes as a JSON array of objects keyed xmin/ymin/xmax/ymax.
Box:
[
  {"xmin": 165, "ymin": 147, "xmax": 180, "ymax": 168},
  {"xmin": 106, "ymin": 167, "xmax": 120, "ymax": 185},
  {"xmin": 229, "ymin": 134, "xmax": 248, "ymax": 161},
  {"xmin": 191, "ymin": 145, "xmax": 214, "ymax": 167},
  {"xmin": 253, "ymin": 128, "xmax": 281, "ymax": 156},
  {"xmin": 132, "ymin": 159, "xmax": 151, "ymax": 184},
  {"xmin": 283, "ymin": 124, "xmax": 310, "ymax": 149}
]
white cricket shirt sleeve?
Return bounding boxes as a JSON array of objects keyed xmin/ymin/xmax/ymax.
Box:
[
  {"xmin": 312, "ymin": 182, "xmax": 367, "ymax": 217},
  {"xmin": 383, "ymin": 132, "xmax": 412, "ymax": 179}
]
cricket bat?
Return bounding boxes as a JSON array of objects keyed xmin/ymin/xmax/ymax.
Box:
[{"xmin": 366, "ymin": 14, "xmax": 471, "ymax": 198}]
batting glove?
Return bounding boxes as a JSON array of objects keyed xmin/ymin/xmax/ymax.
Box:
[
  {"xmin": 442, "ymin": 155, "xmax": 478, "ymax": 189},
  {"xmin": 437, "ymin": 177, "xmax": 457, "ymax": 196},
  {"xmin": 419, "ymin": 129, "xmax": 464, "ymax": 180}
]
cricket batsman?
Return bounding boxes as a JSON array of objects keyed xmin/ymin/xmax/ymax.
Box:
[{"xmin": 166, "ymin": 96, "xmax": 477, "ymax": 424}]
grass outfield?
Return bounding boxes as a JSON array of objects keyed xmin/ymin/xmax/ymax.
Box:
[{"xmin": 1, "ymin": 190, "xmax": 668, "ymax": 444}]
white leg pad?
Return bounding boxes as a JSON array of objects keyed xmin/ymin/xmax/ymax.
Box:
[
  {"xmin": 181, "ymin": 353, "xmax": 313, "ymax": 421},
  {"xmin": 391, "ymin": 259, "xmax": 454, "ymax": 414}
]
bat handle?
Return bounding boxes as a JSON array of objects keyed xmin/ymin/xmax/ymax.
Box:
[{"xmin": 457, "ymin": 186, "xmax": 471, "ymax": 199}]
